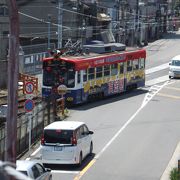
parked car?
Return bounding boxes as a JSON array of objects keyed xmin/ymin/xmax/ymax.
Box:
[
  {"xmin": 40, "ymin": 121, "xmax": 94, "ymax": 166},
  {"xmin": 16, "ymin": 160, "xmax": 52, "ymax": 180},
  {"xmin": 169, "ymin": 55, "xmax": 180, "ymax": 79}
]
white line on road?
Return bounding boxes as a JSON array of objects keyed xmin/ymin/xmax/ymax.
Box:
[
  {"xmin": 95, "ymin": 81, "xmax": 168, "ymax": 160},
  {"xmin": 51, "ymin": 170, "xmax": 80, "ymax": 174},
  {"xmin": 145, "ymin": 75, "xmax": 169, "ymax": 87},
  {"xmin": 145, "ymin": 63, "xmax": 169, "ymax": 75},
  {"xmin": 31, "ymin": 147, "xmax": 40, "ymax": 156}
]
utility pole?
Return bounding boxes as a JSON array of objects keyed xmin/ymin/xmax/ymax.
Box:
[
  {"xmin": 57, "ymin": 0, "xmax": 62, "ymax": 49},
  {"xmin": 115, "ymin": 0, "xmax": 120, "ymax": 43},
  {"xmin": 6, "ymin": 0, "xmax": 19, "ymax": 163},
  {"xmin": 136, "ymin": 0, "xmax": 139, "ymax": 46},
  {"xmin": 48, "ymin": 14, "xmax": 51, "ymax": 50}
]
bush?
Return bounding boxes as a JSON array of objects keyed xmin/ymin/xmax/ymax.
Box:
[{"xmin": 169, "ymin": 167, "xmax": 180, "ymax": 180}]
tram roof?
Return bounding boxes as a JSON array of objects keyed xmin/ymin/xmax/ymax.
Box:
[{"xmin": 43, "ymin": 47, "xmax": 146, "ymax": 70}]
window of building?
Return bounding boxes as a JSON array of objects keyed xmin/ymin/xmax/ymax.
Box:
[
  {"xmin": 3, "ymin": 31, "xmax": 9, "ymax": 38},
  {"xmin": 0, "ymin": 5, "xmax": 8, "ymax": 16}
]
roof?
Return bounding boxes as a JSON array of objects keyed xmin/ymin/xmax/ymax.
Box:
[
  {"xmin": 97, "ymin": 13, "xmax": 111, "ymax": 21},
  {"xmin": 44, "ymin": 121, "xmax": 85, "ymax": 130},
  {"xmin": 172, "ymin": 55, "xmax": 180, "ymax": 60},
  {"xmin": 16, "ymin": 160, "xmax": 38, "ymax": 171}
]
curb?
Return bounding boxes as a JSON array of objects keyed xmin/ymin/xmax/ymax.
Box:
[{"xmin": 160, "ymin": 141, "xmax": 180, "ymax": 180}]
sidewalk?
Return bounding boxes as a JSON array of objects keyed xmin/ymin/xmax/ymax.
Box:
[{"xmin": 160, "ymin": 142, "xmax": 180, "ymax": 180}]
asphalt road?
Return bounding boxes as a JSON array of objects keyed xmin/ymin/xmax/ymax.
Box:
[{"xmin": 29, "ymin": 31, "xmax": 180, "ymax": 180}]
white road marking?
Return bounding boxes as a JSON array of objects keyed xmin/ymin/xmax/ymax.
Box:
[
  {"xmin": 145, "ymin": 75, "xmax": 169, "ymax": 87},
  {"xmin": 52, "ymin": 170, "xmax": 80, "ymax": 174},
  {"xmin": 95, "ymin": 81, "xmax": 169, "ymax": 160},
  {"xmin": 31, "ymin": 147, "xmax": 40, "ymax": 156},
  {"xmin": 141, "ymin": 81, "xmax": 169, "ymax": 108},
  {"xmin": 145, "ymin": 63, "xmax": 169, "ymax": 75},
  {"xmin": 29, "ymin": 64, "xmax": 172, "ymax": 176}
]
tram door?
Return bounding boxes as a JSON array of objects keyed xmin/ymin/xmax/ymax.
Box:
[
  {"xmin": 76, "ymin": 71, "xmax": 83, "ymax": 103},
  {"xmin": 119, "ymin": 62, "xmax": 125, "ymax": 92}
]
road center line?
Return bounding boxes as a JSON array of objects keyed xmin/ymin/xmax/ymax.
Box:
[
  {"xmin": 74, "ymin": 106, "xmax": 144, "ymax": 180},
  {"xmin": 74, "ymin": 81, "xmax": 169, "ymax": 180},
  {"xmin": 157, "ymin": 93, "xmax": 180, "ymax": 99},
  {"xmin": 164, "ymin": 86, "xmax": 180, "ymax": 91}
]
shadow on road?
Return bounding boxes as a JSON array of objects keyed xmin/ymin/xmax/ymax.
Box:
[{"xmin": 69, "ymin": 88, "xmax": 148, "ymax": 111}]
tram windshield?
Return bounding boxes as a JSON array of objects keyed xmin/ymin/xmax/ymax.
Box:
[{"xmin": 43, "ymin": 60, "xmax": 75, "ymax": 88}]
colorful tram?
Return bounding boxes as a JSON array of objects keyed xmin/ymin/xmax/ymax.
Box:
[{"xmin": 42, "ymin": 47, "xmax": 146, "ymax": 105}]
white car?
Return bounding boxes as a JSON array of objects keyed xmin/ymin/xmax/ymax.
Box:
[
  {"xmin": 16, "ymin": 160, "xmax": 52, "ymax": 180},
  {"xmin": 169, "ymin": 55, "xmax": 180, "ymax": 79},
  {"xmin": 40, "ymin": 121, "xmax": 94, "ymax": 166}
]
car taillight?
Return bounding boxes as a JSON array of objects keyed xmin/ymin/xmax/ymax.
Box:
[
  {"xmin": 71, "ymin": 136, "xmax": 77, "ymax": 146},
  {"xmin": 41, "ymin": 134, "xmax": 45, "ymax": 145}
]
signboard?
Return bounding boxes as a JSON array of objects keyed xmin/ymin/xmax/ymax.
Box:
[
  {"xmin": 24, "ymin": 99, "xmax": 35, "ymax": 112},
  {"xmin": 57, "ymin": 84, "xmax": 67, "ymax": 95},
  {"xmin": 25, "ymin": 82, "xmax": 34, "ymax": 94}
]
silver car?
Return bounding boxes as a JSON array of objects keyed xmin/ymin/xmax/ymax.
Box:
[{"xmin": 16, "ymin": 160, "xmax": 52, "ymax": 180}]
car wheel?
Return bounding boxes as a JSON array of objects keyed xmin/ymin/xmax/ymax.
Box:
[
  {"xmin": 169, "ymin": 75, "xmax": 172, "ymax": 79},
  {"xmin": 89, "ymin": 142, "xmax": 93, "ymax": 155}
]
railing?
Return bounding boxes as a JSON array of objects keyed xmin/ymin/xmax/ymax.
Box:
[{"xmin": 0, "ymin": 100, "xmax": 55, "ymax": 160}]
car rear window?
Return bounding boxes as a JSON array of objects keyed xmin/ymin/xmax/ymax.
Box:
[{"xmin": 44, "ymin": 129, "xmax": 73, "ymax": 144}]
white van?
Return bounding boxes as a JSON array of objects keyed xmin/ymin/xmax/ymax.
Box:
[
  {"xmin": 40, "ymin": 121, "xmax": 93, "ymax": 166},
  {"xmin": 169, "ymin": 55, "xmax": 180, "ymax": 78}
]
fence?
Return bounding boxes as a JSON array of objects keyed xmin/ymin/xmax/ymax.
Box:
[{"xmin": 0, "ymin": 100, "xmax": 54, "ymax": 160}]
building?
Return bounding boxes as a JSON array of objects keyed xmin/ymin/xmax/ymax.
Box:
[{"xmin": 0, "ymin": 0, "xmax": 173, "ymax": 88}]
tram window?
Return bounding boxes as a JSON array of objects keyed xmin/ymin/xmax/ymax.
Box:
[
  {"xmin": 111, "ymin": 64, "xmax": 118, "ymax": 76},
  {"xmin": 83, "ymin": 70, "xmax": 87, "ymax": 82},
  {"xmin": 77, "ymin": 71, "xmax": 81, "ymax": 83},
  {"xmin": 104, "ymin": 65, "xmax": 110, "ymax": 76},
  {"xmin": 96, "ymin": 67, "xmax": 102, "ymax": 78},
  {"xmin": 67, "ymin": 69, "xmax": 75, "ymax": 87},
  {"xmin": 133, "ymin": 59, "xmax": 139, "ymax": 70},
  {"xmin": 127, "ymin": 60, "xmax": 133, "ymax": 72},
  {"xmin": 139, "ymin": 58, "xmax": 145, "ymax": 69},
  {"xmin": 88, "ymin": 68, "xmax": 95, "ymax": 80},
  {"xmin": 119, "ymin": 63, "xmax": 124, "ymax": 74}
]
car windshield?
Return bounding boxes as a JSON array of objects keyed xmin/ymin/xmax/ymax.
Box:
[
  {"xmin": 172, "ymin": 60, "xmax": 180, "ymax": 66},
  {"xmin": 44, "ymin": 130, "xmax": 73, "ymax": 144}
]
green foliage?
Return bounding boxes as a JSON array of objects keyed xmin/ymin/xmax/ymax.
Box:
[{"xmin": 169, "ymin": 168, "xmax": 180, "ymax": 180}]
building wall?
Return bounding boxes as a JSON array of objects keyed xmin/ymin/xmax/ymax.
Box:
[
  {"xmin": 0, "ymin": 0, "xmax": 9, "ymax": 61},
  {"xmin": 0, "ymin": 60, "xmax": 7, "ymax": 88},
  {"xmin": 0, "ymin": 0, "xmax": 9, "ymax": 88}
]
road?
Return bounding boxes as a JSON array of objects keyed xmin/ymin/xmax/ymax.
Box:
[{"xmin": 30, "ymin": 31, "xmax": 180, "ymax": 180}]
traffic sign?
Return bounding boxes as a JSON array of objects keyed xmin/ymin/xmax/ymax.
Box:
[
  {"xmin": 57, "ymin": 84, "xmax": 67, "ymax": 95},
  {"xmin": 25, "ymin": 82, "xmax": 35, "ymax": 94},
  {"xmin": 24, "ymin": 99, "xmax": 35, "ymax": 112}
]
